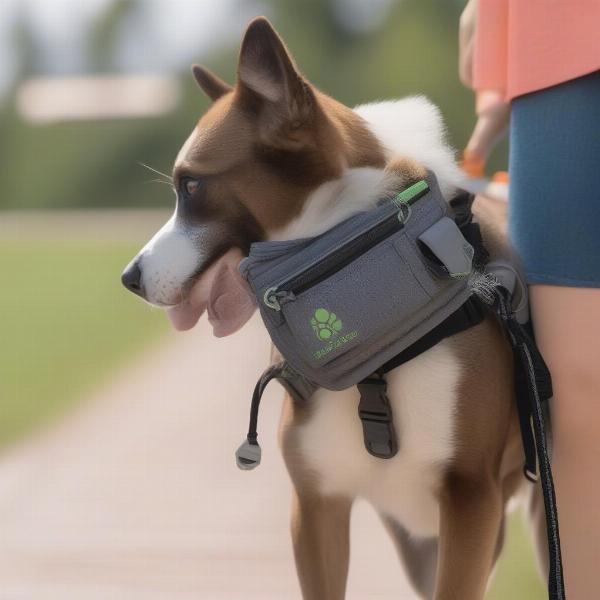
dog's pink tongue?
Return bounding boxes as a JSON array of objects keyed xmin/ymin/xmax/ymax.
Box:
[
  {"xmin": 167, "ymin": 302, "xmax": 206, "ymax": 332},
  {"xmin": 167, "ymin": 248, "xmax": 256, "ymax": 336}
]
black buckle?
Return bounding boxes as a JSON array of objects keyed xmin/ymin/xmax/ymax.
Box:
[{"xmin": 357, "ymin": 376, "xmax": 398, "ymax": 459}]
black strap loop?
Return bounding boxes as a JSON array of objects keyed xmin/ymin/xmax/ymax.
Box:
[{"xmin": 376, "ymin": 296, "xmax": 485, "ymax": 375}]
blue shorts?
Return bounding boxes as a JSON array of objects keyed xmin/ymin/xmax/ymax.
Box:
[{"xmin": 509, "ymin": 69, "xmax": 600, "ymax": 288}]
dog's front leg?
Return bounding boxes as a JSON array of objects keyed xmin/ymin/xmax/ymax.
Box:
[
  {"xmin": 291, "ymin": 491, "xmax": 352, "ymax": 600},
  {"xmin": 434, "ymin": 473, "xmax": 503, "ymax": 600},
  {"xmin": 280, "ymin": 392, "xmax": 352, "ymax": 599}
]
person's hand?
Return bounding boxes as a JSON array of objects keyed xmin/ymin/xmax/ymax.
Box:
[
  {"xmin": 459, "ymin": 0, "xmax": 478, "ymax": 88},
  {"xmin": 463, "ymin": 91, "xmax": 510, "ymax": 174},
  {"xmin": 459, "ymin": 0, "xmax": 510, "ymax": 177}
]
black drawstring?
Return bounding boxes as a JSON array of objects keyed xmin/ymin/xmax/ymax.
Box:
[{"xmin": 236, "ymin": 363, "xmax": 284, "ymax": 470}]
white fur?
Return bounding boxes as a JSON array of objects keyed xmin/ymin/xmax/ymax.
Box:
[
  {"xmin": 136, "ymin": 214, "xmax": 202, "ymax": 306},
  {"xmin": 355, "ymin": 97, "xmax": 464, "ymax": 200},
  {"xmin": 271, "ymin": 167, "xmax": 398, "ymax": 240},
  {"xmin": 281, "ymin": 98, "xmax": 462, "ymax": 538}
]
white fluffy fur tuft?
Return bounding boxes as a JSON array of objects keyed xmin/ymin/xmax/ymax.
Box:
[{"xmin": 355, "ymin": 96, "xmax": 463, "ymax": 200}]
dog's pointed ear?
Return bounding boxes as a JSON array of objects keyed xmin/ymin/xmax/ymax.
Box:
[
  {"xmin": 237, "ymin": 17, "xmax": 313, "ymax": 133},
  {"xmin": 192, "ymin": 65, "xmax": 233, "ymax": 102}
]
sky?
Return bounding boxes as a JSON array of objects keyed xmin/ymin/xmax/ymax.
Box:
[{"xmin": 0, "ymin": 0, "xmax": 266, "ymax": 97}]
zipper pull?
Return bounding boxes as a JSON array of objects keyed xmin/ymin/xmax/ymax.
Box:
[
  {"xmin": 263, "ymin": 287, "xmax": 295, "ymax": 311},
  {"xmin": 263, "ymin": 287, "xmax": 280, "ymax": 310}
]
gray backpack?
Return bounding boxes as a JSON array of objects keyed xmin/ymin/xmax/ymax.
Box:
[{"xmin": 240, "ymin": 174, "xmax": 475, "ymax": 390}]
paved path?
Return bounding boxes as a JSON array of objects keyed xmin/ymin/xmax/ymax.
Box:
[{"xmin": 0, "ymin": 316, "xmax": 414, "ymax": 599}]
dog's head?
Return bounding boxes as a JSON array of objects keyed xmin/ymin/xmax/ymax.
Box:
[{"xmin": 122, "ymin": 17, "xmax": 383, "ymax": 334}]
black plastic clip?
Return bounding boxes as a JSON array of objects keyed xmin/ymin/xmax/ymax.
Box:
[{"xmin": 357, "ymin": 376, "xmax": 399, "ymax": 459}]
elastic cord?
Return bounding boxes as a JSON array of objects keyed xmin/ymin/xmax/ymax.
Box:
[{"xmin": 246, "ymin": 364, "xmax": 282, "ymax": 445}]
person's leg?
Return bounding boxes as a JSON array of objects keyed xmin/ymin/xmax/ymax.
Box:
[{"xmin": 530, "ymin": 285, "xmax": 600, "ymax": 599}]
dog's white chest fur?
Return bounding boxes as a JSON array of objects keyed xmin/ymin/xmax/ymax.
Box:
[{"xmin": 297, "ymin": 340, "xmax": 459, "ymax": 537}]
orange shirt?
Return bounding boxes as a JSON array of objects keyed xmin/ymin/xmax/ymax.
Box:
[{"xmin": 473, "ymin": 0, "xmax": 600, "ymax": 101}]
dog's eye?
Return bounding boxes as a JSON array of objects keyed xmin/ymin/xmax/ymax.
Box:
[{"xmin": 182, "ymin": 178, "xmax": 201, "ymax": 197}]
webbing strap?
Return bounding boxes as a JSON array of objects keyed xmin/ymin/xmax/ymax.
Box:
[
  {"xmin": 494, "ymin": 289, "xmax": 565, "ymax": 600},
  {"xmin": 376, "ymin": 296, "xmax": 485, "ymax": 374}
]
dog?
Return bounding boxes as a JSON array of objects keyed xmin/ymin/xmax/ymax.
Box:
[{"xmin": 122, "ymin": 17, "xmax": 547, "ymax": 600}]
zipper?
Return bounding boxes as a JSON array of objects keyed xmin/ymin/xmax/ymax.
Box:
[{"xmin": 263, "ymin": 179, "xmax": 429, "ymax": 310}]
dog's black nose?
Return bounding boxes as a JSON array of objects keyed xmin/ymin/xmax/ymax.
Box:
[{"xmin": 121, "ymin": 261, "xmax": 144, "ymax": 297}]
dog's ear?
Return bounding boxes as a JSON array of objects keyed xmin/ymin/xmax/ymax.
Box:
[
  {"xmin": 237, "ymin": 17, "xmax": 314, "ymax": 147},
  {"xmin": 192, "ymin": 65, "xmax": 233, "ymax": 102}
]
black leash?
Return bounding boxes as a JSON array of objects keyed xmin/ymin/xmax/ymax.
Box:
[
  {"xmin": 494, "ymin": 288, "xmax": 565, "ymax": 600},
  {"xmin": 452, "ymin": 195, "xmax": 565, "ymax": 599}
]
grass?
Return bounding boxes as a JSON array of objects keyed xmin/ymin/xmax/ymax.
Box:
[
  {"xmin": 486, "ymin": 513, "xmax": 546, "ymax": 599},
  {"xmin": 0, "ymin": 240, "xmax": 167, "ymax": 447}
]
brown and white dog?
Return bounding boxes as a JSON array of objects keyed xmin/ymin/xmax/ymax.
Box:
[{"xmin": 122, "ymin": 17, "xmax": 546, "ymax": 600}]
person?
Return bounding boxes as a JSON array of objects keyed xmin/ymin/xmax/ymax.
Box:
[{"xmin": 459, "ymin": 1, "xmax": 600, "ymax": 598}]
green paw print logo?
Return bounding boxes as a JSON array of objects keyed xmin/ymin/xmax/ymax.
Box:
[{"xmin": 311, "ymin": 308, "xmax": 343, "ymax": 341}]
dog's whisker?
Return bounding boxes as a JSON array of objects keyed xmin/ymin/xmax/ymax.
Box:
[
  {"xmin": 142, "ymin": 178, "xmax": 176, "ymax": 189},
  {"xmin": 138, "ymin": 161, "xmax": 173, "ymax": 182}
]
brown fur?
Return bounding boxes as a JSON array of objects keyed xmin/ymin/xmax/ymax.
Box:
[
  {"xmin": 174, "ymin": 17, "xmax": 541, "ymax": 600},
  {"xmin": 434, "ymin": 317, "xmax": 516, "ymax": 598}
]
